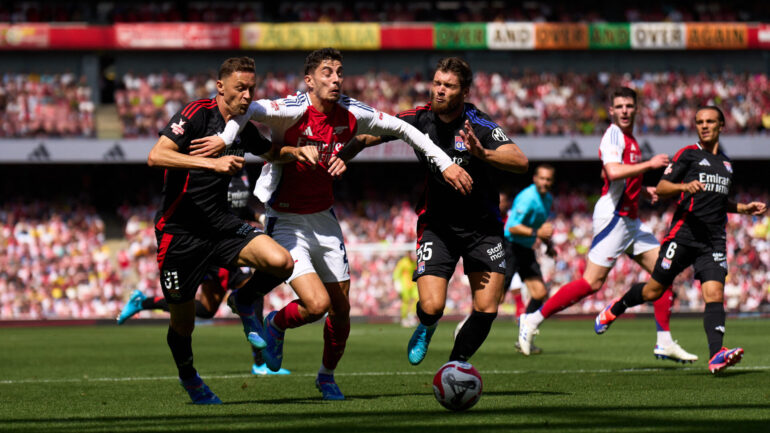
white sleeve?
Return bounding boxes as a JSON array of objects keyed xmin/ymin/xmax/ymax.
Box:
[
  {"xmin": 352, "ymin": 105, "xmax": 453, "ymax": 172},
  {"xmin": 219, "ymin": 99, "xmax": 303, "ymax": 145},
  {"xmin": 599, "ymin": 125, "xmax": 624, "ymax": 165}
]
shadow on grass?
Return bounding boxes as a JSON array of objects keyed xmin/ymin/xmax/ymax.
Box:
[{"xmin": 3, "ymin": 403, "xmax": 770, "ymax": 433}]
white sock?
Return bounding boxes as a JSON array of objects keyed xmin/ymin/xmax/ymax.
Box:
[
  {"xmin": 318, "ymin": 365, "xmax": 334, "ymax": 376},
  {"xmin": 656, "ymin": 331, "xmax": 673, "ymax": 346},
  {"xmin": 528, "ymin": 310, "xmax": 545, "ymax": 326}
]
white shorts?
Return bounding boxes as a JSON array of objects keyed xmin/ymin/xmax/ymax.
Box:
[
  {"xmin": 265, "ymin": 208, "xmax": 350, "ymax": 284},
  {"xmin": 587, "ymin": 214, "xmax": 659, "ymax": 268}
]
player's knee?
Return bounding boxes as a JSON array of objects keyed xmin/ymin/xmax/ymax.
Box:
[
  {"xmin": 262, "ymin": 247, "xmax": 293, "ymax": 279},
  {"xmin": 304, "ymin": 298, "xmax": 331, "ymax": 318},
  {"xmin": 419, "ymin": 298, "xmax": 445, "ymax": 315}
]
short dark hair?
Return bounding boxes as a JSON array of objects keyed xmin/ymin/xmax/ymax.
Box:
[
  {"xmin": 696, "ymin": 106, "xmax": 725, "ymax": 125},
  {"xmin": 304, "ymin": 48, "xmax": 343, "ymax": 76},
  {"xmin": 435, "ymin": 57, "xmax": 473, "ymax": 89},
  {"xmin": 535, "ymin": 163, "xmax": 555, "ymax": 176},
  {"xmin": 219, "ymin": 57, "xmax": 255, "ymax": 79},
  {"xmin": 609, "ymin": 87, "xmax": 637, "ymax": 105}
]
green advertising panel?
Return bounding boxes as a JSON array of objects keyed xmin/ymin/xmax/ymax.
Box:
[
  {"xmin": 434, "ymin": 23, "xmax": 486, "ymax": 49},
  {"xmin": 589, "ymin": 23, "xmax": 631, "ymax": 49}
]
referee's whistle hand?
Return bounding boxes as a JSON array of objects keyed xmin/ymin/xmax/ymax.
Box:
[{"xmin": 442, "ymin": 164, "xmax": 473, "ymax": 195}]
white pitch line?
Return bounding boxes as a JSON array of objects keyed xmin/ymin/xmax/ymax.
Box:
[{"xmin": 1, "ymin": 365, "xmax": 769, "ymax": 385}]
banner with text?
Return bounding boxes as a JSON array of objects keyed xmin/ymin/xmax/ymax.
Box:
[
  {"xmin": 434, "ymin": 23, "xmax": 487, "ymax": 49},
  {"xmin": 0, "ymin": 24, "xmax": 49, "ymax": 49},
  {"xmin": 589, "ymin": 23, "xmax": 631, "ymax": 49},
  {"xmin": 630, "ymin": 23, "xmax": 686, "ymax": 49},
  {"xmin": 486, "ymin": 22, "xmax": 535, "ymax": 50},
  {"xmin": 241, "ymin": 23, "xmax": 380, "ymax": 50},
  {"xmin": 686, "ymin": 23, "xmax": 748, "ymax": 49},
  {"xmin": 115, "ymin": 23, "xmax": 236, "ymax": 49},
  {"xmin": 534, "ymin": 23, "xmax": 589, "ymax": 50}
]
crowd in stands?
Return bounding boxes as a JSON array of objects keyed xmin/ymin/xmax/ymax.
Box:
[
  {"xmin": 2, "ymin": 188, "xmax": 768, "ymax": 320},
  {"xmin": 0, "ymin": 73, "xmax": 94, "ymax": 138},
  {"xmin": 113, "ymin": 69, "xmax": 770, "ymax": 139},
  {"xmin": 1, "ymin": 1, "xmax": 766, "ymax": 24}
]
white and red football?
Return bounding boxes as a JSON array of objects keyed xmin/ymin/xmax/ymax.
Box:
[{"xmin": 432, "ymin": 360, "xmax": 483, "ymax": 411}]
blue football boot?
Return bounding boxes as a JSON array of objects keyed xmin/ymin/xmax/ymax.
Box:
[
  {"xmin": 262, "ymin": 311, "xmax": 285, "ymax": 372},
  {"xmin": 407, "ymin": 323, "xmax": 437, "ymax": 365},
  {"xmin": 116, "ymin": 289, "xmax": 147, "ymax": 325},
  {"xmin": 227, "ymin": 291, "xmax": 266, "ymax": 349},
  {"xmin": 180, "ymin": 374, "xmax": 222, "ymax": 405},
  {"xmin": 316, "ymin": 373, "xmax": 345, "ymax": 400}
]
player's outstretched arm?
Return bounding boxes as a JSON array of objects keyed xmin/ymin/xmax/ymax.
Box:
[
  {"xmin": 459, "ymin": 120, "xmax": 528, "ymax": 173},
  {"xmin": 604, "ymin": 153, "xmax": 670, "ymax": 181},
  {"xmin": 728, "ymin": 200, "xmax": 767, "ymax": 215},
  {"xmin": 338, "ymin": 135, "xmax": 383, "ymax": 162},
  {"xmin": 148, "ymin": 135, "xmax": 244, "ymax": 175}
]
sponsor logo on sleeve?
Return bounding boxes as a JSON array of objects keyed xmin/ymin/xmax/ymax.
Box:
[
  {"xmin": 491, "ymin": 127, "xmax": 509, "ymax": 142},
  {"xmin": 723, "ymin": 161, "xmax": 732, "ymax": 173},
  {"xmin": 171, "ymin": 119, "xmax": 186, "ymax": 135}
]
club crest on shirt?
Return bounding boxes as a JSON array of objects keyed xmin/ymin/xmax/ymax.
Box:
[
  {"xmin": 723, "ymin": 161, "xmax": 732, "ymax": 173},
  {"xmin": 171, "ymin": 119, "xmax": 186, "ymax": 135},
  {"xmin": 417, "ymin": 261, "xmax": 425, "ymax": 274},
  {"xmin": 454, "ymin": 136, "xmax": 466, "ymax": 151},
  {"xmin": 661, "ymin": 258, "xmax": 671, "ymax": 270}
]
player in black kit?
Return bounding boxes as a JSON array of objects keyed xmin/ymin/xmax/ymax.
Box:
[
  {"xmin": 344, "ymin": 57, "xmax": 528, "ymax": 366},
  {"xmin": 116, "ymin": 163, "xmax": 291, "ymax": 375},
  {"xmin": 147, "ymin": 57, "xmax": 294, "ymax": 404},
  {"xmin": 594, "ymin": 106, "xmax": 766, "ymax": 374}
]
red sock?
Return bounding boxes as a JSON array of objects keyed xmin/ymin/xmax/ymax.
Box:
[
  {"xmin": 322, "ymin": 315, "xmax": 350, "ymax": 370},
  {"xmin": 540, "ymin": 278, "xmax": 593, "ymax": 318},
  {"xmin": 653, "ymin": 287, "xmax": 673, "ymax": 332},
  {"xmin": 272, "ymin": 300, "xmax": 309, "ymax": 330},
  {"xmin": 513, "ymin": 292, "xmax": 525, "ymax": 316}
]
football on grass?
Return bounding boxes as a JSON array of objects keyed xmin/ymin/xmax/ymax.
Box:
[{"xmin": 432, "ymin": 360, "xmax": 483, "ymax": 411}]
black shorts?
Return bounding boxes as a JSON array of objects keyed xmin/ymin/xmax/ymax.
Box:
[
  {"xmin": 651, "ymin": 239, "xmax": 727, "ymax": 287},
  {"xmin": 156, "ymin": 223, "xmax": 263, "ymax": 304},
  {"xmin": 503, "ymin": 241, "xmax": 542, "ymax": 290},
  {"xmin": 203, "ymin": 266, "xmax": 252, "ymax": 293},
  {"xmin": 412, "ymin": 223, "xmax": 505, "ymax": 281}
]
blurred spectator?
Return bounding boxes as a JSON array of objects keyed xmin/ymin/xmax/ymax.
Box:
[
  {"xmin": 3, "ymin": 187, "xmax": 768, "ymax": 320},
  {"xmin": 0, "ymin": 1, "xmax": 766, "ymax": 23},
  {"xmin": 113, "ymin": 69, "xmax": 770, "ymax": 138},
  {"xmin": 0, "ymin": 73, "xmax": 94, "ymax": 138}
]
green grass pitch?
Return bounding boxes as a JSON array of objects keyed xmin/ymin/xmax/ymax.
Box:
[{"xmin": 1, "ymin": 317, "xmax": 769, "ymax": 432}]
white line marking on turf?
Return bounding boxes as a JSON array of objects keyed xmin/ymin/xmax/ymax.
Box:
[{"xmin": 1, "ymin": 365, "xmax": 769, "ymax": 385}]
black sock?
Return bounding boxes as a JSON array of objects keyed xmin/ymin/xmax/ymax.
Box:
[
  {"xmin": 142, "ymin": 297, "xmax": 169, "ymax": 312},
  {"xmin": 416, "ymin": 302, "xmax": 443, "ymax": 327},
  {"xmin": 611, "ymin": 283, "xmax": 646, "ymax": 316},
  {"xmin": 251, "ymin": 295, "xmax": 265, "ymax": 365},
  {"xmin": 252, "ymin": 346, "xmax": 264, "ymax": 365},
  {"xmin": 194, "ymin": 300, "xmax": 215, "ymax": 319},
  {"xmin": 450, "ymin": 310, "xmax": 497, "ymax": 362},
  {"xmin": 525, "ymin": 298, "xmax": 544, "ymax": 314},
  {"xmin": 167, "ymin": 327, "xmax": 196, "ymax": 380},
  {"xmin": 703, "ymin": 302, "xmax": 726, "ymax": 358},
  {"xmin": 252, "ymin": 295, "xmax": 264, "ymax": 323},
  {"xmin": 235, "ymin": 272, "xmax": 285, "ymax": 305}
]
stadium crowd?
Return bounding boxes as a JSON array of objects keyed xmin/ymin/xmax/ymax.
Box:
[
  {"xmin": 2, "ymin": 189, "xmax": 768, "ymax": 320},
  {"xmin": 1, "ymin": 1, "xmax": 766, "ymax": 24},
  {"xmin": 112, "ymin": 70, "xmax": 770, "ymax": 138},
  {"xmin": 0, "ymin": 73, "xmax": 95, "ymax": 138}
]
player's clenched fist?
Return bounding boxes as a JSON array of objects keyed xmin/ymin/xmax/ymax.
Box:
[
  {"xmin": 442, "ymin": 164, "xmax": 473, "ymax": 195},
  {"xmin": 682, "ymin": 180, "xmax": 705, "ymax": 194},
  {"xmin": 213, "ymin": 155, "xmax": 245, "ymax": 175}
]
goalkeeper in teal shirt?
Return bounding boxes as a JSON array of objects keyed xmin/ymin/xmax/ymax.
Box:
[{"xmin": 503, "ymin": 164, "xmax": 555, "ymax": 354}]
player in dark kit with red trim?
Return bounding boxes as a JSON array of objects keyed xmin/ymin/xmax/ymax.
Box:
[
  {"xmin": 345, "ymin": 57, "xmax": 528, "ymax": 366},
  {"xmin": 594, "ymin": 106, "xmax": 766, "ymax": 374},
  {"xmin": 147, "ymin": 57, "xmax": 293, "ymax": 404}
]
